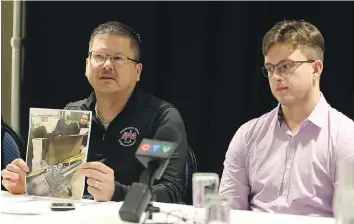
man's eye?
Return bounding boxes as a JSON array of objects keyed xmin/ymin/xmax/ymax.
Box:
[
  {"xmin": 94, "ymin": 54, "xmax": 105, "ymax": 61},
  {"xmin": 266, "ymin": 67, "xmax": 274, "ymax": 72},
  {"xmin": 281, "ymin": 63, "xmax": 293, "ymax": 69},
  {"xmin": 112, "ymin": 56, "xmax": 123, "ymax": 61}
]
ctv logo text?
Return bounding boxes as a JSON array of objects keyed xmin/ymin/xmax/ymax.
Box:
[
  {"xmin": 139, "ymin": 143, "xmax": 172, "ymax": 153},
  {"xmin": 140, "ymin": 143, "xmax": 151, "ymax": 151},
  {"xmin": 151, "ymin": 144, "xmax": 162, "ymax": 152}
]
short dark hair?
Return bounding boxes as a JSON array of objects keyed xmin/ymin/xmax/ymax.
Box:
[
  {"xmin": 89, "ymin": 21, "xmax": 142, "ymax": 61},
  {"xmin": 262, "ymin": 20, "xmax": 325, "ymax": 61}
]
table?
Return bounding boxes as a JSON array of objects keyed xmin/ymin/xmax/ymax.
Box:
[{"xmin": 0, "ymin": 191, "xmax": 336, "ymax": 224}]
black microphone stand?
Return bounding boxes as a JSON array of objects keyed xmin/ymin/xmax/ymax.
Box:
[
  {"xmin": 118, "ymin": 160, "xmax": 162, "ymax": 223},
  {"xmin": 140, "ymin": 160, "xmax": 160, "ymax": 220}
]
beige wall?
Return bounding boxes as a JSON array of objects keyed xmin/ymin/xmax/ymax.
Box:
[{"xmin": 1, "ymin": 1, "xmax": 13, "ymax": 124}]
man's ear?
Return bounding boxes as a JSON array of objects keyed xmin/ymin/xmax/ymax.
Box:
[
  {"xmin": 136, "ymin": 63, "xmax": 143, "ymax": 81},
  {"xmin": 85, "ymin": 58, "xmax": 89, "ymax": 77},
  {"xmin": 313, "ymin": 60, "xmax": 323, "ymax": 79}
]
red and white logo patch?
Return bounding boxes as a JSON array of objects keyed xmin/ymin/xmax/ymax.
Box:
[{"xmin": 118, "ymin": 127, "xmax": 139, "ymax": 147}]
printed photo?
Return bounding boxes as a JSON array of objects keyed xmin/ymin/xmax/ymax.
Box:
[{"xmin": 25, "ymin": 108, "xmax": 92, "ymax": 200}]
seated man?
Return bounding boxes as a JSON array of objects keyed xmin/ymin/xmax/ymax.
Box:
[
  {"xmin": 1, "ymin": 118, "xmax": 21, "ymax": 169},
  {"xmin": 1, "ymin": 21, "xmax": 190, "ymax": 203},
  {"xmin": 78, "ymin": 113, "xmax": 90, "ymax": 147},
  {"xmin": 219, "ymin": 20, "xmax": 354, "ymax": 216},
  {"xmin": 1, "ymin": 118, "xmax": 21, "ymax": 190},
  {"xmin": 79, "ymin": 113, "xmax": 90, "ymax": 129}
]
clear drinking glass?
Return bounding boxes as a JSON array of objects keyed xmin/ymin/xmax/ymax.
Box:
[
  {"xmin": 333, "ymin": 160, "xmax": 354, "ymax": 224},
  {"xmin": 192, "ymin": 173, "xmax": 219, "ymax": 208},
  {"xmin": 204, "ymin": 194, "xmax": 231, "ymax": 224}
]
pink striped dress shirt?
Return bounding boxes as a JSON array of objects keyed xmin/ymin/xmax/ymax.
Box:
[{"xmin": 219, "ymin": 94, "xmax": 354, "ymax": 217}]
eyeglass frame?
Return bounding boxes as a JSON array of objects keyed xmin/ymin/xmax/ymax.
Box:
[
  {"xmin": 261, "ymin": 60, "xmax": 315, "ymax": 78},
  {"xmin": 88, "ymin": 51, "xmax": 141, "ymax": 66}
]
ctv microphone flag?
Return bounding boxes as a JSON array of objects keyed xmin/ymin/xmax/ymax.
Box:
[{"xmin": 135, "ymin": 138, "xmax": 177, "ymax": 180}]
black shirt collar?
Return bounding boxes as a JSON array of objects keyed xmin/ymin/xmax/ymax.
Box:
[{"xmin": 81, "ymin": 87, "xmax": 141, "ymax": 113}]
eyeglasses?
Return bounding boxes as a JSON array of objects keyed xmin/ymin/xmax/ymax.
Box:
[
  {"xmin": 261, "ymin": 60, "xmax": 315, "ymax": 77},
  {"xmin": 88, "ymin": 51, "xmax": 140, "ymax": 66}
]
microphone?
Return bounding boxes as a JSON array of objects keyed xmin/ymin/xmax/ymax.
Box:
[
  {"xmin": 136, "ymin": 130, "xmax": 178, "ymax": 183},
  {"xmin": 119, "ymin": 125, "xmax": 181, "ymax": 223}
]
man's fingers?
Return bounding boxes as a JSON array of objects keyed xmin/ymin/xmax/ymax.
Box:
[
  {"xmin": 1, "ymin": 169, "xmax": 20, "ymax": 180},
  {"xmin": 80, "ymin": 162, "xmax": 113, "ymax": 174},
  {"xmin": 87, "ymin": 178, "xmax": 100, "ymax": 190},
  {"xmin": 87, "ymin": 186, "xmax": 107, "ymax": 202},
  {"xmin": 79, "ymin": 169, "xmax": 112, "ymax": 183},
  {"xmin": 80, "ymin": 162, "xmax": 115, "ymax": 202},
  {"xmin": 6, "ymin": 164, "xmax": 27, "ymax": 185},
  {"xmin": 86, "ymin": 177, "xmax": 110, "ymax": 191},
  {"xmin": 2, "ymin": 178, "xmax": 17, "ymax": 187},
  {"xmin": 87, "ymin": 186, "xmax": 100, "ymax": 197},
  {"xmin": 78, "ymin": 168, "xmax": 101, "ymax": 180},
  {"xmin": 6, "ymin": 164, "xmax": 26, "ymax": 176},
  {"xmin": 12, "ymin": 159, "xmax": 29, "ymax": 172}
]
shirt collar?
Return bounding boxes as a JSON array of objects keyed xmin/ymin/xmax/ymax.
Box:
[
  {"xmin": 276, "ymin": 93, "xmax": 329, "ymax": 128},
  {"xmin": 82, "ymin": 86, "xmax": 141, "ymax": 111}
]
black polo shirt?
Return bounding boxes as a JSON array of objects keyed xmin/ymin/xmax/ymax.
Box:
[{"xmin": 64, "ymin": 88, "xmax": 189, "ymax": 203}]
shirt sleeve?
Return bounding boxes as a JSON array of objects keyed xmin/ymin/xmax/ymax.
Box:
[
  {"xmin": 149, "ymin": 106, "xmax": 189, "ymax": 203},
  {"xmin": 219, "ymin": 123, "xmax": 250, "ymax": 210},
  {"xmin": 334, "ymin": 121, "xmax": 354, "ymax": 185}
]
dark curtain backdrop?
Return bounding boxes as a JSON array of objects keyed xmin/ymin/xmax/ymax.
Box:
[{"xmin": 21, "ymin": 2, "xmax": 354, "ymax": 179}]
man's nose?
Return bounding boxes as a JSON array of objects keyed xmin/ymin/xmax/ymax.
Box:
[
  {"xmin": 102, "ymin": 58, "xmax": 114, "ymax": 70},
  {"xmin": 272, "ymin": 69, "xmax": 283, "ymax": 81}
]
